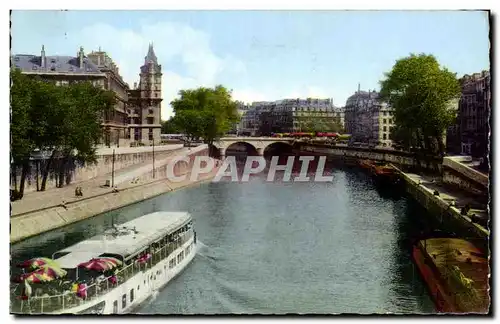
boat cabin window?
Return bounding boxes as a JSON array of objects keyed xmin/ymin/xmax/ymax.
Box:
[
  {"xmin": 113, "ymin": 300, "xmax": 118, "ymax": 314},
  {"xmin": 130, "ymin": 289, "xmax": 134, "ymax": 302},
  {"xmin": 122, "ymin": 294, "xmax": 127, "ymax": 309}
]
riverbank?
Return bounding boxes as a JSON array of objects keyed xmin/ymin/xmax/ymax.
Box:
[
  {"xmin": 10, "ymin": 168, "xmax": 219, "ymax": 244},
  {"xmin": 392, "ymin": 165, "xmax": 489, "ymax": 241},
  {"xmin": 10, "ymin": 145, "xmax": 220, "ymax": 244}
]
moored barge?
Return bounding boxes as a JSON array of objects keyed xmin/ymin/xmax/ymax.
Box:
[{"xmin": 412, "ymin": 238, "xmax": 490, "ymax": 313}]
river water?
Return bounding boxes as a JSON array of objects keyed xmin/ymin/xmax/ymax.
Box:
[{"xmin": 11, "ymin": 165, "xmax": 439, "ymax": 314}]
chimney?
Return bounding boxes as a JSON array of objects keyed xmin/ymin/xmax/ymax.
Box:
[
  {"xmin": 78, "ymin": 46, "xmax": 84, "ymax": 69},
  {"xmin": 134, "ymin": 82, "xmax": 137, "ymax": 89},
  {"xmin": 41, "ymin": 45, "xmax": 46, "ymax": 68}
]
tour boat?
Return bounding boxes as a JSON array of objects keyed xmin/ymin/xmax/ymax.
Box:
[{"xmin": 10, "ymin": 211, "xmax": 197, "ymax": 314}]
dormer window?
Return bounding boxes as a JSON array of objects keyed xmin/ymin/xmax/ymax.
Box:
[
  {"xmin": 14, "ymin": 57, "xmax": 19, "ymax": 61},
  {"xmin": 50, "ymin": 66, "xmax": 56, "ymax": 71},
  {"xmin": 69, "ymin": 66, "xmax": 74, "ymax": 71},
  {"xmin": 32, "ymin": 66, "xmax": 37, "ymax": 70},
  {"xmin": 50, "ymin": 59, "xmax": 56, "ymax": 63}
]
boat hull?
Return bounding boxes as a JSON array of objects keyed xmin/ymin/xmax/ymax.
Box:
[{"xmin": 412, "ymin": 245, "xmax": 456, "ymax": 313}]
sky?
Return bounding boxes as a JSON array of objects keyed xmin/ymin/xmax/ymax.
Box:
[{"xmin": 11, "ymin": 10, "xmax": 490, "ymax": 120}]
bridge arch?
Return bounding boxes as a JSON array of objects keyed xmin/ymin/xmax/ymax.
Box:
[
  {"xmin": 224, "ymin": 141, "xmax": 259, "ymax": 156},
  {"xmin": 263, "ymin": 142, "xmax": 294, "ymax": 157},
  {"xmin": 212, "ymin": 137, "xmax": 294, "ymax": 157}
]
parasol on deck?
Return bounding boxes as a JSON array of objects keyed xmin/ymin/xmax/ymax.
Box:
[
  {"xmin": 77, "ymin": 257, "xmax": 123, "ymax": 272},
  {"xmin": 17, "ymin": 265, "xmax": 67, "ymax": 283},
  {"xmin": 17, "ymin": 257, "xmax": 60, "ymax": 270}
]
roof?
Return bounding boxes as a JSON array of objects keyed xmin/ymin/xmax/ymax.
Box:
[
  {"xmin": 11, "ymin": 54, "xmax": 104, "ymax": 75},
  {"xmin": 56, "ymin": 251, "xmax": 98, "ymax": 269},
  {"xmin": 145, "ymin": 43, "xmax": 158, "ymax": 64},
  {"xmin": 55, "ymin": 211, "xmax": 192, "ymax": 268}
]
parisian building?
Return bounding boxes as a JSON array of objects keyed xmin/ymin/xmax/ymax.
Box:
[
  {"xmin": 11, "ymin": 44, "xmax": 163, "ymax": 147},
  {"xmin": 237, "ymin": 98, "xmax": 344, "ymax": 136},
  {"xmin": 87, "ymin": 48, "xmax": 130, "ymax": 147},
  {"xmin": 344, "ymin": 87, "xmax": 395, "ymax": 147},
  {"xmin": 447, "ymin": 70, "xmax": 491, "ymax": 162}
]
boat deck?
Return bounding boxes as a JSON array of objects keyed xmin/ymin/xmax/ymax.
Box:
[{"xmin": 419, "ymin": 238, "xmax": 490, "ymax": 313}]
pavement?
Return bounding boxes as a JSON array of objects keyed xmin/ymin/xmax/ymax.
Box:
[
  {"xmin": 11, "ymin": 147, "xmax": 209, "ymax": 217},
  {"xmin": 400, "ymin": 171, "xmax": 489, "ymax": 231}
]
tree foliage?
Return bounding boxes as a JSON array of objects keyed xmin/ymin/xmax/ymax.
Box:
[
  {"xmin": 379, "ymin": 53, "xmax": 461, "ymax": 156},
  {"xmin": 298, "ymin": 115, "xmax": 343, "ymax": 133},
  {"xmin": 170, "ymin": 85, "xmax": 240, "ymax": 144},
  {"xmin": 10, "ymin": 68, "xmax": 115, "ymax": 197},
  {"xmin": 161, "ymin": 117, "xmax": 182, "ymax": 134}
]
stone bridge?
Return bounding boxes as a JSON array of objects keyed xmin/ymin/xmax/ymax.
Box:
[{"xmin": 213, "ymin": 137, "xmax": 294, "ymax": 157}]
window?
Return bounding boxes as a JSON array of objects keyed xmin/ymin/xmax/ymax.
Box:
[
  {"xmin": 149, "ymin": 128, "xmax": 154, "ymax": 141},
  {"xmin": 113, "ymin": 300, "xmax": 118, "ymax": 313},
  {"xmin": 130, "ymin": 289, "xmax": 134, "ymax": 302},
  {"xmin": 383, "ymin": 119, "xmax": 387, "ymax": 124},
  {"xmin": 122, "ymin": 294, "xmax": 127, "ymax": 309},
  {"xmin": 137, "ymin": 285, "xmax": 140, "ymax": 291},
  {"xmin": 383, "ymin": 133, "xmax": 387, "ymax": 140},
  {"xmin": 147, "ymin": 117, "xmax": 154, "ymax": 124},
  {"xmin": 383, "ymin": 126, "xmax": 387, "ymax": 132}
]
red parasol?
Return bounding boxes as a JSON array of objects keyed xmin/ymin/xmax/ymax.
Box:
[{"xmin": 77, "ymin": 257, "xmax": 122, "ymax": 272}]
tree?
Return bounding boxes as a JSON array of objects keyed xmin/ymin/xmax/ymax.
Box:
[
  {"xmin": 161, "ymin": 117, "xmax": 181, "ymax": 134},
  {"xmin": 10, "ymin": 69, "xmax": 35, "ymax": 197},
  {"xmin": 297, "ymin": 114, "xmax": 343, "ymax": 133},
  {"xmin": 379, "ymin": 53, "xmax": 461, "ymax": 158},
  {"xmin": 53, "ymin": 82, "xmax": 115, "ymax": 187},
  {"xmin": 171, "ymin": 85, "xmax": 239, "ymax": 145},
  {"xmin": 10, "ymin": 68, "xmax": 115, "ymax": 196}
]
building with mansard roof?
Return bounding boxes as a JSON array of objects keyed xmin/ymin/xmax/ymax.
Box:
[{"xmin": 11, "ymin": 44, "xmax": 163, "ymax": 147}]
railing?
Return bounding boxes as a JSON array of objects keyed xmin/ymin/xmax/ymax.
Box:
[{"xmin": 11, "ymin": 230, "xmax": 194, "ymax": 314}]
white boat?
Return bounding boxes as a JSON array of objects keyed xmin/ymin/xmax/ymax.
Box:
[{"xmin": 11, "ymin": 211, "xmax": 197, "ymax": 314}]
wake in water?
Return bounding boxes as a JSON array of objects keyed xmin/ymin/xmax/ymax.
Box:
[{"xmin": 196, "ymin": 241, "xmax": 218, "ymax": 261}]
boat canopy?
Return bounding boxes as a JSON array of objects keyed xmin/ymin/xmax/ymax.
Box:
[{"xmin": 53, "ymin": 212, "xmax": 192, "ymax": 268}]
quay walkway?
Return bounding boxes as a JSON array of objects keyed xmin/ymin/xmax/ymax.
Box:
[
  {"xmin": 393, "ymin": 166, "xmax": 489, "ymax": 240},
  {"xmin": 11, "ymin": 147, "xmax": 198, "ymax": 217}
]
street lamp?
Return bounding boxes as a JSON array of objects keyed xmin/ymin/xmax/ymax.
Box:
[
  {"xmin": 111, "ymin": 149, "xmax": 115, "ymax": 187},
  {"xmin": 152, "ymin": 138, "xmax": 156, "ymax": 179}
]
